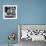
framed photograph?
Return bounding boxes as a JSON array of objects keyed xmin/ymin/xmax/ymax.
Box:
[
  {"xmin": 18, "ymin": 24, "xmax": 46, "ymax": 42},
  {"xmin": 3, "ymin": 5, "xmax": 17, "ymax": 19}
]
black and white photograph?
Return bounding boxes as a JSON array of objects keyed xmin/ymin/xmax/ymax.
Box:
[
  {"xmin": 18, "ymin": 25, "xmax": 46, "ymax": 46},
  {"xmin": 3, "ymin": 5, "xmax": 17, "ymax": 19}
]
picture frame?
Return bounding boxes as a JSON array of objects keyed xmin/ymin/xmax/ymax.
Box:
[
  {"xmin": 18, "ymin": 24, "xmax": 46, "ymax": 42},
  {"xmin": 3, "ymin": 5, "xmax": 17, "ymax": 19}
]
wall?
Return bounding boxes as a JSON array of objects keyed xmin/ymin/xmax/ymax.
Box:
[
  {"xmin": 20, "ymin": 0, "xmax": 46, "ymax": 24},
  {"xmin": 0, "ymin": 0, "xmax": 22, "ymax": 44},
  {"xmin": 0, "ymin": 0, "xmax": 46, "ymax": 44}
]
